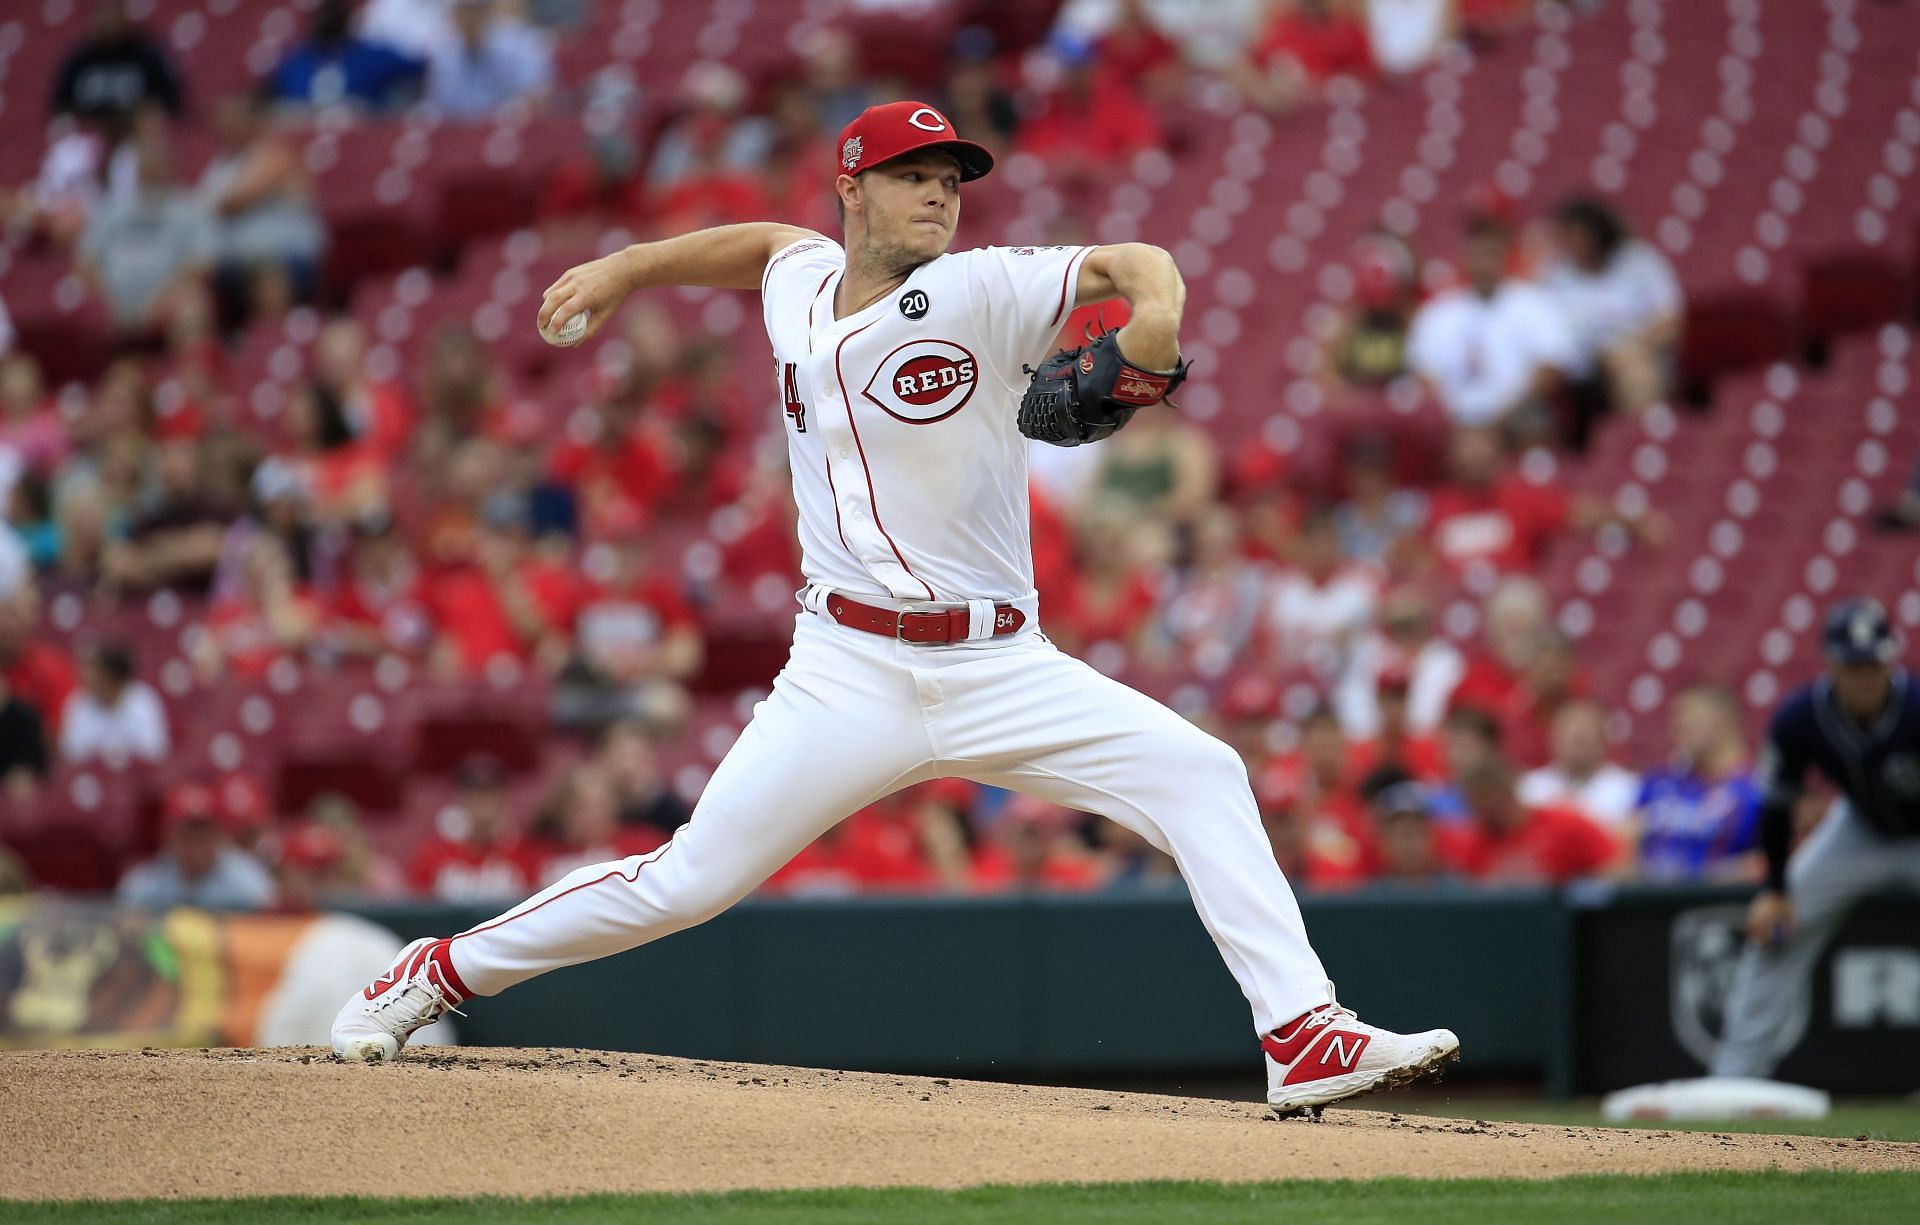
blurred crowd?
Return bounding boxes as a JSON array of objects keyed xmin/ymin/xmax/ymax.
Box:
[{"xmin": 0, "ymin": 0, "xmax": 1855, "ymax": 913}]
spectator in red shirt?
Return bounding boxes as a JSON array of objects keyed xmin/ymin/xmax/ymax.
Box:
[
  {"xmin": 0, "ymin": 583, "xmax": 77, "ymax": 746},
  {"xmin": 1094, "ymin": 0, "xmax": 1185, "ymax": 104},
  {"xmin": 1441, "ymin": 757, "xmax": 1623, "ymax": 884},
  {"xmin": 1015, "ymin": 39, "xmax": 1162, "ymax": 172},
  {"xmin": 1246, "ymin": 0, "xmax": 1375, "ymax": 111},
  {"xmin": 553, "ymin": 533, "xmax": 701, "ymax": 733},
  {"xmin": 546, "ymin": 391, "xmax": 677, "ymax": 539},
  {"xmin": 1347, "ymin": 668, "xmax": 1447, "ymax": 782},
  {"xmin": 422, "ymin": 513, "xmax": 570, "ymax": 678},
  {"xmin": 1496, "ymin": 630, "xmax": 1591, "ymax": 770},
  {"xmin": 283, "ymin": 380, "xmax": 385, "ymax": 526},
  {"xmin": 1425, "ymin": 424, "xmax": 1662, "ymax": 579},
  {"xmin": 1258, "ymin": 705, "xmax": 1380, "ymax": 878},
  {"xmin": 526, "ymin": 764, "xmax": 664, "ymax": 889},
  {"xmin": 1256, "ymin": 775, "xmax": 1372, "ymax": 891},
  {"xmin": 1448, "ymin": 574, "xmax": 1551, "ymax": 717},
  {"xmin": 192, "ymin": 533, "xmax": 321, "ymax": 681},
  {"xmin": 1048, "ymin": 511, "xmax": 1163, "ymax": 662},
  {"xmin": 327, "ymin": 510, "xmax": 434, "ymax": 660},
  {"xmin": 407, "ymin": 755, "xmax": 535, "ymax": 902},
  {"xmin": 969, "ymin": 795, "xmax": 1106, "ymax": 893}
]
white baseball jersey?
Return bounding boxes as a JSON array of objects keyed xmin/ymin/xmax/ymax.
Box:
[{"xmin": 760, "ymin": 236, "xmax": 1095, "ymax": 607}]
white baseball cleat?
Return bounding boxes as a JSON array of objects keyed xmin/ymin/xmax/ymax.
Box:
[
  {"xmin": 331, "ymin": 936, "xmax": 468, "ymax": 1063},
  {"xmin": 1263, "ymin": 1003, "xmax": 1460, "ymax": 1117}
]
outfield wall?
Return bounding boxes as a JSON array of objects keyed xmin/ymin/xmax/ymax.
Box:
[{"xmin": 350, "ymin": 885, "xmax": 1920, "ymax": 1097}]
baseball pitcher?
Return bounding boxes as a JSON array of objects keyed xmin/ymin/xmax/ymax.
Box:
[{"xmin": 331, "ymin": 101, "xmax": 1459, "ymax": 1116}]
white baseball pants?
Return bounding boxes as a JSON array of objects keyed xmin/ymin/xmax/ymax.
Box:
[{"xmin": 445, "ymin": 608, "xmax": 1334, "ymax": 1035}]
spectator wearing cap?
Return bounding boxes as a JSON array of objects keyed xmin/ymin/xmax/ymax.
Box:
[
  {"xmin": 58, "ymin": 641, "xmax": 168, "ymax": 765},
  {"xmin": 1407, "ymin": 215, "xmax": 1578, "ymax": 436},
  {"xmin": 1634, "ymin": 683, "xmax": 1763, "ymax": 882},
  {"xmin": 78, "ymin": 136, "xmax": 215, "ymax": 338},
  {"xmin": 1322, "ymin": 233, "xmax": 1420, "ymax": 396},
  {"xmin": 425, "ymin": 0, "xmax": 553, "ymax": 119},
  {"xmin": 117, "ymin": 783, "xmax": 276, "ymax": 910},
  {"xmin": 1260, "ymin": 504, "xmax": 1379, "ymax": 685},
  {"xmin": 213, "ymin": 772, "xmax": 273, "ymax": 857},
  {"xmin": 1332, "ymin": 437, "xmax": 1426, "ymax": 571},
  {"xmin": 1362, "ymin": 768, "xmax": 1454, "ymax": 884},
  {"xmin": 273, "ymin": 820, "xmax": 350, "ymax": 911},
  {"xmin": 598, "ymin": 720, "xmax": 692, "ymax": 839},
  {"xmin": 1422, "ymin": 426, "xmax": 1663, "ymax": 581},
  {"xmin": 1539, "ymin": 196, "xmax": 1682, "ymax": 422},
  {"xmin": 51, "ymin": 0, "xmax": 184, "ymax": 127},
  {"xmin": 1440, "ymin": 757, "xmax": 1622, "ymax": 885},
  {"xmin": 268, "ymin": 0, "xmax": 425, "ymax": 114},
  {"xmin": 1425, "ymin": 705, "xmax": 1502, "ymax": 823},
  {"xmin": 407, "ymin": 756, "xmax": 535, "ymax": 902},
  {"xmin": 1254, "ymin": 772, "xmax": 1372, "ymax": 891},
  {"xmin": 1518, "ymin": 697, "xmax": 1640, "ymax": 833}
]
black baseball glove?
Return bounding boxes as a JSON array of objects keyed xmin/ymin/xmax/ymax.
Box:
[{"xmin": 1018, "ymin": 330, "xmax": 1191, "ymax": 447}]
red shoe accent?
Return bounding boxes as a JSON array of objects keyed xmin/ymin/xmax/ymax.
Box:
[
  {"xmin": 363, "ymin": 939, "xmax": 469, "ymax": 1005},
  {"xmin": 1281, "ymin": 1029, "xmax": 1372, "ymax": 1086},
  {"xmin": 1259, "ymin": 1010, "xmax": 1323, "ymax": 1064}
]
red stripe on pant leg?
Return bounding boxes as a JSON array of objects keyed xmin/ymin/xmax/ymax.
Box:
[{"xmin": 446, "ymin": 842, "xmax": 678, "ymax": 973}]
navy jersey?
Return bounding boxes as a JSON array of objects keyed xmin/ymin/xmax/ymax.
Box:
[{"xmin": 1758, "ymin": 668, "xmax": 1920, "ymax": 840}]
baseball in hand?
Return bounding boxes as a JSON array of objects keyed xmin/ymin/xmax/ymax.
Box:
[{"xmin": 541, "ymin": 310, "xmax": 590, "ymax": 346}]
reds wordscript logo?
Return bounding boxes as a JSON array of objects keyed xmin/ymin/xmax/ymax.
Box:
[{"xmin": 861, "ymin": 339, "xmax": 979, "ymax": 424}]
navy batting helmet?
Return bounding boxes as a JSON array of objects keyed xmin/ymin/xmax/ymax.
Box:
[{"xmin": 1822, "ymin": 598, "xmax": 1898, "ymax": 665}]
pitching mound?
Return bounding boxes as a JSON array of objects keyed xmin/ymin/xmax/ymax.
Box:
[{"xmin": 2, "ymin": 1048, "xmax": 1911, "ymax": 1200}]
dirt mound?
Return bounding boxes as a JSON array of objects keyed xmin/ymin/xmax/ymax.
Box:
[{"xmin": 2, "ymin": 1047, "xmax": 1910, "ymax": 1200}]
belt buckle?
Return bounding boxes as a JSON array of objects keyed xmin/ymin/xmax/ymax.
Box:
[{"xmin": 893, "ymin": 609, "xmax": 911, "ymax": 642}]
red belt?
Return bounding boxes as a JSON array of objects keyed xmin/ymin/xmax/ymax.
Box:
[{"xmin": 824, "ymin": 593, "xmax": 1026, "ymax": 645}]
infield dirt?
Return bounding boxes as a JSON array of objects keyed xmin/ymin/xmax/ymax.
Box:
[{"xmin": 2, "ymin": 1047, "xmax": 1912, "ymax": 1201}]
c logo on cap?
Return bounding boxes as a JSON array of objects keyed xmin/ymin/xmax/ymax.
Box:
[{"xmin": 907, "ymin": 108, "xmax": 948, "ymax": 132}]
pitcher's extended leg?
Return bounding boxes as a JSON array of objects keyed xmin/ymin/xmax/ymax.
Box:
[
  {"xmin": 930, "ymin": 642, "xmax": 1330, "ymax": 1033},
  {"xmin": 332, "ymin": 619, "xmax": 934, "ymax": 1059}
]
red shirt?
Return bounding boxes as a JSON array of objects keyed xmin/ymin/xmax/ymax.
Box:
[
  {"xmin": 1439, "ymin": 804, "xmax": 1620, "ymax": 884},
  {"xmin": 574, "ymin": 573, "xmax": 696, "ymax": 673},
  {"xmin": 549, "ymin": 430, "xmax": 677, "ymax": 523},
  {"xmin": 423, "ymin": 565, "xmax": 524, "ymax": 671},
  {"xmin": 1015, "ymin": 71, "xmax": 1161, "ymax": 162},
  {"xmin": 2, "ymin": 642, "xmax": 78, "ymax": 738},
  {"xmin": 967, "ymin": 846, "xmax": 1105, "ymax": 893},
  {"xmin": 1427, "ymin": 476, "xmax": 1570, "ymax": 574},
  {"xmin": 1256, "ymin": 11, "xmax": 1376, "ymax": 82},
  {"xmin": 203, "ymin": 591, "xmax": 322, "ymax": 679},
  {"xmin": 1054, "ymin": 570, "xmax": 1161, "ymax": 650},
  {"xmin": 406, "ymin": 837, "xmax": 537, "ymax": 901},
  {"xmin": 1347, "ymin": 733, "xmax": 1447, "ymax": 783}
]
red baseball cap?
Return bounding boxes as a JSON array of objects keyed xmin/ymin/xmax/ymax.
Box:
[
  {"xmin": 835, "ymin": 101, "xmax": 993, "ymax": 183},
  {"xmin": 163, "ymin": 783, "xmax": 219, "ymax": 830}
]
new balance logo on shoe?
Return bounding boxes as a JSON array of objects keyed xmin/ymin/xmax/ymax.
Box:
[{"xmin": 1319, "ymin": 1032, "xmax": 1369, "ymax": 1070}]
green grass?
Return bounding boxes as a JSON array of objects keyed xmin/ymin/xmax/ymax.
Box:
[
  {"xmin": 9, "ymin": 1173, "xmax": 1920, "ymax": 1225},
  {"xmin": 1379, "ymin": 1098, "xmax": 1920, "ymax": 1143}
]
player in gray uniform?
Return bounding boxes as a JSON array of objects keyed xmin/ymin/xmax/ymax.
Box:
[{"xmin": 1713, "ymin": 598, "xmax": 1920, "ymax": 1077}]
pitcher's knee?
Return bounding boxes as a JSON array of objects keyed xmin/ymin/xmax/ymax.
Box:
[{"xmin": 1170, "ymin": 726, "xmax": 1252, "ymax": 789}]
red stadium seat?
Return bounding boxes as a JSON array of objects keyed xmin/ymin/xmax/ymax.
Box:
[
  {"xmin": 1801, "ymin": 251, "xmax": 1909, "ymax": 362},
  {"xmin": 1677, "ymin": 293, "xmax": 1795, "ymax": 407}
]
